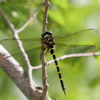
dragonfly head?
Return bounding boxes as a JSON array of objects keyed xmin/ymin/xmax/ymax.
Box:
[{"xmin": 41, "ymin": 31, "xmax": 52, "ymax": 38}]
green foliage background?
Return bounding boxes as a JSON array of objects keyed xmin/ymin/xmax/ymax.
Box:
[{"xmin": 0, "ymin": 0, "xmax": 100, "ymax": 100}]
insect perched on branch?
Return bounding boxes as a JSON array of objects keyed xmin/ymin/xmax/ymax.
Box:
[{"xmin": 0, "ymin": 29, "xmax": 100, "ymax": 95}]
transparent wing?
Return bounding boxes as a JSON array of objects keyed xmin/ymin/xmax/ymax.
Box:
[
  {"xmin": 54, "ymin": 29, "xmax": 100, "ymax": 55},
  {"xmin": 0, "ymin": 37, "xmax": 41, "ymax": 46},
  {"xmin": 1, "ymin": 29, "xmax": 99, "ymax": 55},
  {"xmin": 55, "ymin": 43, "xmax": 100, "ymax": 66},
  {"xmin": 0, "ymin": 29, "xmax": 100, "ymax": 66},
  {"xmin": 0, "ymin": 38, "xmax": 42, "ymax": 66},
  {"xmin": 55, "ymin": 29, "xmax": 100, "ymax": 45},
  {"xmin": 55, "ymin": 43, "xmax": 100, "ymax": 54}
]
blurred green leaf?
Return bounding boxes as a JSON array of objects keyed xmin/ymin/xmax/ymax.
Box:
[
  {"xmin": 49, "ymin": 10, "xmax": 66, "ymax": 26},
  {"xmin": 51, "ymin": 0, "xmax": 70, "ymax": 9}
]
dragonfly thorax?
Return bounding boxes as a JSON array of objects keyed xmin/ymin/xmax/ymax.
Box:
[{"xmin": 41, "ymin": 31, "xmax": 55, "ymax": 50}]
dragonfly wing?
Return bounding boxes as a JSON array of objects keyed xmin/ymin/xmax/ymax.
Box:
[
  {"xmin": 0, "ymin": 39, "xmax": 22, "ymax": 55},
  {"xmin": 55, "ymin": 29, "xmax": 100, "ymax": 45},
  {"xmin": 0, "ymin": 38, "xmax": 41, "ymax": 54},
  {"xmin": 4, "ymin": 46, "xmax": 41, "ymax": 66},
  {"xmin": 19, "ymin": 46, "xmax": 42, "ymax": 66},
  {"xmin": 0, "ymin": 38, "xmax": 42, "ymax": 66},
  {"xmin": 55, "ymin": 43, "xmax": 100, "ymax": 66},
  {"xmin": 55, "ymin": 43, "xmax": 100, "ymax": 54},
  {"xmin": 21, "ymin": 38, "xmax": 41, "ymax": 51}
]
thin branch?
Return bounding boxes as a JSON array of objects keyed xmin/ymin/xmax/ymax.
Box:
[
  {"xmin": 41, "ymin": 51, "xmax": 48, "ymax": 99},
  {"xmin": 42, "ymin": 0, "xmax": 50, "ymax": 32},
  {"xmin": 17, "ymin": 3, "xmax": 45, "ymax": 33},
  {"xmin": 56, "ymin": 52, "xmax": 100, "ymax": 61},
  {"xmin": 41, "ymin": 0, "xmax": 50, "ymax": 99},
  {"xmin": 32, "ymin": 52, "xmax": 100, "ymax": 70},
  {"xmin": 0, "ymin": 8, "xmax": 15, "ymax": 33}
]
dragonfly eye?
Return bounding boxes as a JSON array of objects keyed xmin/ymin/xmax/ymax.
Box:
[{"xmin": 41, "ymin": 31, "xmax": 52, "ymax": 37}]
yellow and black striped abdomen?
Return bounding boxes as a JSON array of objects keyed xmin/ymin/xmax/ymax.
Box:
[{"xmin": 49, "ymin": 48, "xmax": 66, "ymax": 95}]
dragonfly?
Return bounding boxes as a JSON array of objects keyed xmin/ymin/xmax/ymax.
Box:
[{"xmin": 0, "ymin": 29, "xmax": 100, "ymax": 95}]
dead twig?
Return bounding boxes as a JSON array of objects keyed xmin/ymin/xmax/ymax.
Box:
[
  {"xmin": 32, "ymin": 52, "xmax": 100, "ymax": 70},
  {"xmin": 41, "ymin": 0, "xmax": 50, "ymax": 99}
]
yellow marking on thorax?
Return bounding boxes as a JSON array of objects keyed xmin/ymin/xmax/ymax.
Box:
[{"xmin": 49, "ymin": 41, "xmax": 53, "ymax": 44}]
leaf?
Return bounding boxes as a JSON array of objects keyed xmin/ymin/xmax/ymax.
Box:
[
  {"xmin": 49, "ymin": 10, "xmax": 66, "ymax": 26},
  {"xmin": 51, "ymin": 0, "xmax": 70, "ymax": 9}
]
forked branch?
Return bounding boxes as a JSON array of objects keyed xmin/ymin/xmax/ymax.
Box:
[{"xmin": 0, "ymin": 3, "xmax": 52, "ymax": 100}]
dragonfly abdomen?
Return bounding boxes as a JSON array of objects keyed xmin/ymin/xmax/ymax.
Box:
[{"xmin": 49, "ymin": 48, "xmax": 66, "ymax": 95}]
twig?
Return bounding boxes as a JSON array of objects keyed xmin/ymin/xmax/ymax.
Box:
[
  {"xmin": 41, "ymin": 0, "xmax": 50, "ymax": 99},
  {"xmin": 42, "ymin": 0, "xmax": 50, "ymax": 32},
  {"xmin": 0, "ymin": 8, "xmax": 15, "ymax": 33},
  {"xmin": 32, "ymin": 52, "xmax": 100, "ymax": 70},
  {"xmin": 17, "ymin": 3, "xmax": 45, "ymax": 33}
]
